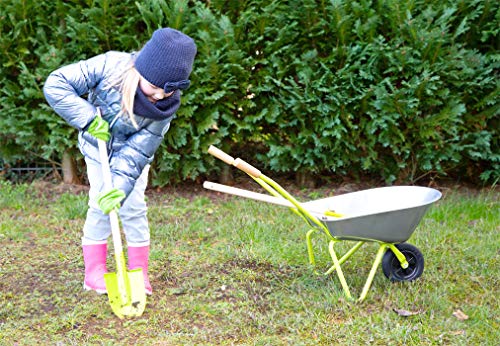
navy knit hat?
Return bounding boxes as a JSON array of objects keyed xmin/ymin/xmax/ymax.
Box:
[{"xmin": 135, "ymin": 28, "xmax": 197, "ymax": 93}]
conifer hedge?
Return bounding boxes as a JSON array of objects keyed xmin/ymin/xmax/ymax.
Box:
[{"xmin": 0, "ymin": 0, "xmax": 498, "ymax": 185}]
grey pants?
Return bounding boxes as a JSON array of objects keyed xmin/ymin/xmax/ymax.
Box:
[{"xmin": 82, "ymin": 156, "xmax": 150, "ymax": 246}]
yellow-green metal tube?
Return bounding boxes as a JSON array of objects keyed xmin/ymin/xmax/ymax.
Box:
[
  {"xmin": 259, "ymin": 175, "xmax": 331, "ymax": 235},
  {"xmin": 306, "ymin": 229, "xmax": 317, "ymax": 266},
  {"xmin": 339, "ymin": 241, "xmax": 364, "ymax": 265},
  {"xmin": 328, "ymin": 240, "xmax": 352, "ymax": 300},
  {"xmin": 358, "ymin": 244, "xmax": 388, "ymax": 302},
  {"xmin": 252, "ymin": 176, "xmax": 313, "ymax": 226},
  {"xmin": 388, "ymin": 243, "xmax": 409, "ymax": 269},
  {"xmin": 251, "ymin": 176, "xmax": 282, "ymax": 199},
  {"xmin": 324, "ymin": 241, "xmax": 364, "ymax": 275}
]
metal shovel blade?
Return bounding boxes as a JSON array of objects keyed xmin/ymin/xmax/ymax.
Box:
[{"xmin": 104, "ymin": 256, "xmax": 146, "ymax": 319}]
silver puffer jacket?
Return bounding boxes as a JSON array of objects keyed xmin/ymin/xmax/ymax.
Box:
[{"xmin": 43, "ymin": 51, "xmax": 172, "ymax": 198}]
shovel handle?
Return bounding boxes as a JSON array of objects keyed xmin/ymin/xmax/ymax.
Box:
[
  {"xmin": 208, "ymin": 145, "xmax": 262, "ymax": 178},
  {"xmin": 95, "ymin": 109, "xmax": 124, "ymax": 255}
]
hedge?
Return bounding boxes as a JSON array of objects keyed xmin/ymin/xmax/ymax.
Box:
[{"xmin": 0, "ymin": 0, "xmax": 498, "ymax": 185}]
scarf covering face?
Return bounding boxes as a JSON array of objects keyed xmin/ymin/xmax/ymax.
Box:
[{"xmin": 133, "ymin": 87, "xmax": 181, "ymax": 120}]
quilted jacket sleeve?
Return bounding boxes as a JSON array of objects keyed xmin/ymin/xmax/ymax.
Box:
[
  {"xmin": 43, "ymin": 54, "xmax": 108, "ymax": 130},
  {"xmin": 109, "ymin": 118, "xmax": 172, "ymax": 198}
]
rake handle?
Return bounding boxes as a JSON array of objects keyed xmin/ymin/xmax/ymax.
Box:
[{"xmin": 208, "ymin": 145, "xmax": 261, "ymax": 178}]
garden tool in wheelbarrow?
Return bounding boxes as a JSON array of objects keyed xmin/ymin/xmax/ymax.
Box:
[
  {"xmin": 205, "ymin": 145, "xmax": 442, "ymax": 302},
  {"xmin": 95, "ymin": 112, "xmax": 146, "ymax": 319}
]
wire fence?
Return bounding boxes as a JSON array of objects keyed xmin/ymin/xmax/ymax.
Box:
[{"xmin": 1, "ymin": 159, "xmax": 62, "ymax": 183}]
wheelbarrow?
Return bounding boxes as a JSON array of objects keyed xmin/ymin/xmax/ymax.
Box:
[{"xmin": 204, "ymin": 146, "xmax": 442, "ymax": 302}]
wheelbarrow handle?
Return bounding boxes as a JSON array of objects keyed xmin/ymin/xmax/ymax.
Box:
[
  {"xmin": 203, "ymin": 181, "xmax": 293, "ymax": 207},
  {"xmin": 207, "ymin": 145, "xmax": 235, "ymax": 165},
  {"xmin": 208, "ymin": 145, "xmax": 262, "ymax": 178},
  {"xmin": 203, "ymin": 181, "xmax": 343, "ymax": 218},
  {"xmin": 233, "ymin": 158, "xmax": 262, "ymax": 178}
]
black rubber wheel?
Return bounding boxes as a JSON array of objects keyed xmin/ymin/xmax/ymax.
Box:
[{"xmin": 382, "ymin": 243, "xmax": 424, "ymax": 282}]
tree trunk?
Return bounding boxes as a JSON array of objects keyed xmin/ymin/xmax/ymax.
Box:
[
  {"xmin": 61, "ymin": 149, "xmax": 81, "ymax": 184},
  {"xmin": 219, "ymin": 165, "xmax": 234, "ymax": 185},
  {"xmin": 295, "ymin": 170, "xmax": 316, "ymax": 188}
]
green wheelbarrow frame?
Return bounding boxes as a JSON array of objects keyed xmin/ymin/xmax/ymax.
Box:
[{"xmin": 206, "ymin": 145, "xmax": 435, "ymax": 302}]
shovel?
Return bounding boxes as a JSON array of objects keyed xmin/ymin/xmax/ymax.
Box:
[{"xmin": 96, "ymin": 112, "xmax": 146, "ymax": 319}]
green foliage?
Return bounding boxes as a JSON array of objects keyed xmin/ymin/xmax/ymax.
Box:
[
  {"xmin": 0, "ymin": 0, "xmax": 498, "ymax": 185},
  {"xmin": 0, "ymin": 0, "xmax": 145, "ymax": 167}
]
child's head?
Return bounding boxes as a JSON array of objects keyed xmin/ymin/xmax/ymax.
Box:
[
  {"xmin": 135, "ymin": 28, "xmax": 197, "ymax": 93},
  {"xmin": 119, "ymin": 28, "xmax": 197, "ymax": 126}
]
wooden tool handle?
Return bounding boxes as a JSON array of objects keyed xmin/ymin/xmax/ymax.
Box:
[
  {"xmin": 203, "ymin": 181, "xmax": 291, "ymax": 207},
  {"xmin": 233, "ymin": 158, "xmax": 262, "ymax": 178},
  {"xmin": 208, "ymin": 145, "xmax": 262, "ymax": 178},
  {"xmin": 95, "ymin": 108, "xmax": 124, "ymax": 255},
  {"xmin": 202, "ymin": 181, "xmax": 343, "ymax": 217},
  {"xmin": 208, "ymin": 145, "xmax": 234, "ymax": 165}
]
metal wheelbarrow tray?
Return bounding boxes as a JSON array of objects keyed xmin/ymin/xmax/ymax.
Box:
[
  {"xmin": 205, "ymin": 146, "xmax": 442, "ymax": 302},
  {"xmin": 304, "ymin": 186, "xmax": 442, "ymax": 243}
]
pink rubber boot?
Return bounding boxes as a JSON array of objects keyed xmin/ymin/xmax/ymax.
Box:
[
  {"xmin": 128, "ymin": 245, "xmax": 152, "ymax": 295},
  {"xmin": 82, "ymin": 242, "xmax": 108, "ymax": 294}
]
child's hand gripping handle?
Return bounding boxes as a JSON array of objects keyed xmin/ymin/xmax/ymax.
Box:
[{"xmin": 208, "ymin": 145, "xmax": 262, "ymax": 178}]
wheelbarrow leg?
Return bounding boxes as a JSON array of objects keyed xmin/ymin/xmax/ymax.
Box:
[
  {"xmin": 358, "ymin": 243, "xmax": 388, "ymax": 302},
  {"xmin": 306, "ymin": 229, "xmax": 317, "ymax": 266},
  {"xmin": 325, "ymin": 241, "xmax": 364, "ymax": 276},
  {"xmin": 328, "ymin": 240, "xmax": 352, "ymax": 300}
]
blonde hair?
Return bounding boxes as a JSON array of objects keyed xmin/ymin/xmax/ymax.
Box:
[
  {"xmin": 119, "ymin": 65, "xmax": 141, "ymax": 128},
  {"xmin": 107, "ymin": 61, "xmax": 140, "ymax": 129}
]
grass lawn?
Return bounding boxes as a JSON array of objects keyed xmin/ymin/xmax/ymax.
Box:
[{"xmin": 0, "ymin": 180, "xmax": 498, "ymax": 345}]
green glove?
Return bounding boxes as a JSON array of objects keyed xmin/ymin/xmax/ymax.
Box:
[
  {"xmin": 96, "ymin": 188, "xmax": 126, "ymax": 214},
  {"xmin": 87, "ymin": 116, "xmax": 110, "ymax": 142}
]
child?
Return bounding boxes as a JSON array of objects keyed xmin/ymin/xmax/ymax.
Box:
[{"xmin": 43, "ymin": 28, "xmax": 197, "ymax": 295}]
